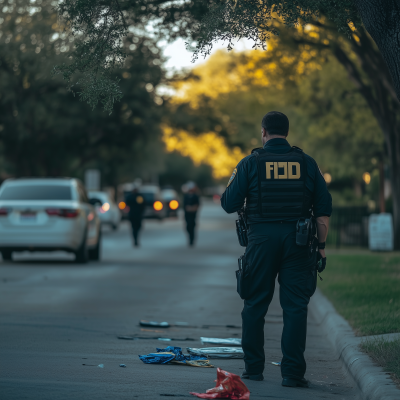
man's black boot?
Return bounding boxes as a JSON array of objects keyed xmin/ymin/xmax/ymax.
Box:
[
  {"xmin": 282, "ymin": 377, "xmax": 310, "ymax": 388},
  {"xmin": 241, "ymin": 371, "xmax": 264, "ymax": 381}
]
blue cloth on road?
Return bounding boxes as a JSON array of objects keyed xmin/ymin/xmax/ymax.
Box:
[{"xmin": 138, "ymin": 346, "xmax": 207, "ymax": 365}]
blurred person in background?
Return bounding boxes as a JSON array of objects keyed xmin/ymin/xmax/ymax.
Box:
[
  {"xmin": 125, "ymin": 185, "xmax": 145, "ymax": 247},
  {"xmin": 183, "ymin": 182, "xmax": 200, "ymax": 247}
]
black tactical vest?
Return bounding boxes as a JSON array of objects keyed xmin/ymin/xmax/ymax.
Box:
[{"xmin": 246, "ymin": 147, "xmax": 313, "ymax": 222}]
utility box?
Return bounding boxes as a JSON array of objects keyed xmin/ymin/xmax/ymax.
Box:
[
  {"xmin": 84, "ymin": 169, "xmax": 101, "ymax": 191},
  {"xmin": 368, "ymin": 213, "xmax": 394, "ymax": 251}
]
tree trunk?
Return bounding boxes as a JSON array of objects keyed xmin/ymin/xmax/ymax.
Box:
[
  {"xmin": 379, "ymin": 160, "xmax": 385, "ymax": 213},
  {"xmin": 331, "ymin": 24, "xmax": 400, "ymax": 249},
  {"xmin": 354, "ymin": 0, "xmax": 400, "ymax": 102}
]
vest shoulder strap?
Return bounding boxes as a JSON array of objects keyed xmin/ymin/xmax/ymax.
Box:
[
  {"xmin": 251, "ymin": 147, "xmax": 263, "ymax": 154},
  {"xmin": 292, "ymin": 146, "xmax": 303, "ymax": 152}
]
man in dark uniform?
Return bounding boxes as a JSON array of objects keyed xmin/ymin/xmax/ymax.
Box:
[
  {"xmin": 125, "ymin": 186, "xmax": 145, "ymax": 247},
  {"xmin": 221, "ymin": 111, "xmax": 332, "ymax": 388},
  {"xmin": 183, "ymin": 182, "xmax": 200, "ymax": 246}
]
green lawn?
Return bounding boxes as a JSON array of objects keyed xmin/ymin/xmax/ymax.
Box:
[
  {"xmin": 319, "ymin": 253, "xmax": 400, "ymax": 383},
  {"xmin": 319, "ymin": 253, "xmax": 400, "ymax": 336},
  {"xmin": 360, "ymin": 337, "xmax": 400, "ymax": 386}
]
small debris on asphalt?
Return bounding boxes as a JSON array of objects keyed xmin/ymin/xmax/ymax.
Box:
[
  {"xmin": 190, "ymin": 368, "xmax": 250, "ymax": 399},
  {"xmin": 187, "ymin": 347, "xmax": 244, "ymax": 359},
  {"xmin": 98, "ymin": 364, "xmax": 104, "ymax": 368},
  {"xmin": 271, "ymin": 361, "xmax": 281, "ymax": 366},
  {"xmin": 140, "ymin": 320, "xmax": 169, "ymax": 328},
  {"xmin": 119, "ymin": 364, "xmax": 126, "ymax": 368},
  {"xmin": 139, "ymin": 346, "xmax": 214, "ymax": 368},
  {"xmin": 200, "ymin": 337, "xmax": 242, "ymax": 346},
  {"xmin": 201, "ymin": 324, "xmax": 241, "ymax": 329},
  {"xmin": 117, "ymin": 336, "xmax": 195, "ymax": 341}
]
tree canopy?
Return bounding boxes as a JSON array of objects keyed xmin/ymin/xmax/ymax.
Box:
[
  {"xmin": 53, "ymin": 0, "xmax": 400, "ymax": 112},
  {"xmin": 0, "ymin": 0, "xmax": 165, "ymax": 186}
]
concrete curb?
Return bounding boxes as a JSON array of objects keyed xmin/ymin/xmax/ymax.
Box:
[{"xmin": 309, "ymin": 288, "xmax": 399, "ymax": 400}]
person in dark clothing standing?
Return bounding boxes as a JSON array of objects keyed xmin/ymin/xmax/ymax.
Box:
[
  {"xmin": 183, "ymin": 182, "xmax": 200, "ymax": 246},
  {"xmin": 125, "ymin": 187, "xmax": 145, "ymax": 247},
  {"xmin": 221, "ymin": 111, "xmax": 332, "ymax": 388}
]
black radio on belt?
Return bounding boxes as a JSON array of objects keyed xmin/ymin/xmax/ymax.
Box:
[
  {"xmin": 236, "ymin": 208, "xmax": 248, "ymax": 247},
  {"xmin": 296, "ymin": 218, "xmax": 313, "ymax": 246}
]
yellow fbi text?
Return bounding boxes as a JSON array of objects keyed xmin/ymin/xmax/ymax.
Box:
[{"xmin": 265, "ymin": 162, "xmax": 301, "ymax": 179}]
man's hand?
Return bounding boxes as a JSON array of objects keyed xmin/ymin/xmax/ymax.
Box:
[{"xmin": 317, "ymin": 251, "xmax": 326, "ymax": 273}]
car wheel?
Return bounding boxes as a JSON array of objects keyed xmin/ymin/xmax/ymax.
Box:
[
  {"xmin": 1, "ymin": 250, "xmax": 12, "ymax": 261},
  {"xmin": 89, "ymin": 230, "xmax": 101, "ymax": 261},
  {"xmin": 112, "ymin": 223, "xmax": 118, "ymax": 231},
  {"xmin": 75, "ymin": 231, "xmax": 88, "ymax": 264}
]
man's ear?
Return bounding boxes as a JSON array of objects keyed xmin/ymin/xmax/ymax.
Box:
[{"xmin": 261, "ymin": 127, "xmax": 267, "ymax": 138}]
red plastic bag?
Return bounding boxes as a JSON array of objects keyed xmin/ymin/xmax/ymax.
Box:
[{"xmin": 190, "ymin": 368, "xmax": 250, "ymax": 399}]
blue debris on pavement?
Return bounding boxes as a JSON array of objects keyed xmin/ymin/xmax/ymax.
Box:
[{"xmin": 139, "ymin": 346, "xmax": 214, "ymax": 367}]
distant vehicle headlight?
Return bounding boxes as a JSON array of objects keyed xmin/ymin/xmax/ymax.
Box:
[
  {"xmin": 102, "ymin": 202, "xmax": 110, "ymax": 212},
  {"xmin": 169, "ymin": 200, "xmax": 179, "ymax": 210},
  {"xmin": 153, "ymin": 201, "xmax": 163, "ymax": 211}
]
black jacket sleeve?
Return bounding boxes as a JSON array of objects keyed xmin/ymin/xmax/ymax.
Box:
[
  {"xmin": 221, "ymin": 158, "xmax": 250, "ymax": 214},
  {"xmin": 312, "ymin": 160, "xmax": 333, "ymax": 218}
]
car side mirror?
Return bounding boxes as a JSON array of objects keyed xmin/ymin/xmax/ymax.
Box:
[{"xmin": 89, "ymin": 198, "xmax": 102, "ymax": 206}]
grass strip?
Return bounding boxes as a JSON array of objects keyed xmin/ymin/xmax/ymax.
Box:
[
  {"xmin": 319, "ymin": 254, "xmax": 400, "ymax": 336},
  {"xmin": 360, "ymin": 337, "xmax": 400, "ymax": 385}
]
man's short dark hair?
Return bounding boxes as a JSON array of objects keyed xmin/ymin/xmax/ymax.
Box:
[{"xmin": 261, "ymin": 111, "xmax": 289, "ymax": 136}]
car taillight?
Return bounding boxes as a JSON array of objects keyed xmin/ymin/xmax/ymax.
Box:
[
  {"xmin": 46, "ymin": 209, "xmax": 79, "ymax": 218},
  {"xmin": 153, "ymin": 201, "xmax": 163, "ymax": 211},
  {"xmin": 0, "ymin": 208, "xmax": 11, "ymax": 216},
  {"xmin": 169, "ymin": 200, "xmax": 179, "ymax": 210}
]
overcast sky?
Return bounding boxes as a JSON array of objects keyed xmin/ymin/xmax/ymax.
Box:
[{"xmin": 161, "ymin": 38, "xmax": 254, "ymax": 74}]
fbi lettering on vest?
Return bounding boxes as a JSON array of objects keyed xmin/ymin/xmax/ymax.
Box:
[{"xmin": 265, "ymin": 162, "xmax": 301, "ymax": 179}]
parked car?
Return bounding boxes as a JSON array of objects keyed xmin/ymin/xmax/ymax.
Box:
[
  {"xmin": 161, "ymin": 188, "xmax": 180, "ymax": 217},
  {"xmin": 0, "ymin": 178, "xmax": 101, "ymax": 263},
  {"xmin": 88, "ymin": 191, "xmax": 120, "ymax": 230}
]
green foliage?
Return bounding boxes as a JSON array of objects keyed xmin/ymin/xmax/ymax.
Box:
[
  {"xmin": 194, "ymin": 0, "xmax": 360, "ymax": 60},
  {"xmin": 53, "ymin": 0, "xmax": 363, "ymax": 111},
  {"xmin": 320, "ymin": 254, "xmax": 400, "ymax": 336},
  {"xmin": 54, "ymin": 0, "xmax": 128, "ymax": 113},
  {"xmin": 0, "ymin": 0, "xmax": 165, "ymax": 185},
  {"xmin": 159, "ymin": 152, "xmax": 214, "ymax": 191},
  {"xmin": 54, "ymin": 0, "xmax": 211, "ymax": 111}
]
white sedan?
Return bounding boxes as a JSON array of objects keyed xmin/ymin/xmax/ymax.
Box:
[
  {"xmin": 0, "ymin": 178, "xmax": 101, "ymax": 263},
  {"xmin": 88, "ymin": 191, "xmax": 120, "ymax": 230}
]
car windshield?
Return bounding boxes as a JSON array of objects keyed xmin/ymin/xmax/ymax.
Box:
[
  {"xmin": 161, "ymin": 189, "xmax": 177, "ymax": 200},
  {"xmin": 0, "ymin": 185, "xmax": 72, "ymax": 200},
  {"xmin": 140, "ymin": 192, "xmax": 155, "ymax": 203}
]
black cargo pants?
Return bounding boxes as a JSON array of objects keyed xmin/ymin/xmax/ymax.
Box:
[{"xmin": 241, "ymin": 222, "xmax": 317, "ymax": 380}]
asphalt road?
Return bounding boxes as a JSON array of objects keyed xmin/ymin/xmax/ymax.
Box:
[{"xmin": 0, "ymin": 201, "xmax": 361, "ymax": 400}]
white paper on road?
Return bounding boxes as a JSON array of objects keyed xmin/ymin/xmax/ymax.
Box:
[
  {"xmin": 200, "ymin": 337, "xmax": 242, "ymax": 346},
  {"xmin": 187, "ymin": 347, "xmax": 244, "ymax": 358}
]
